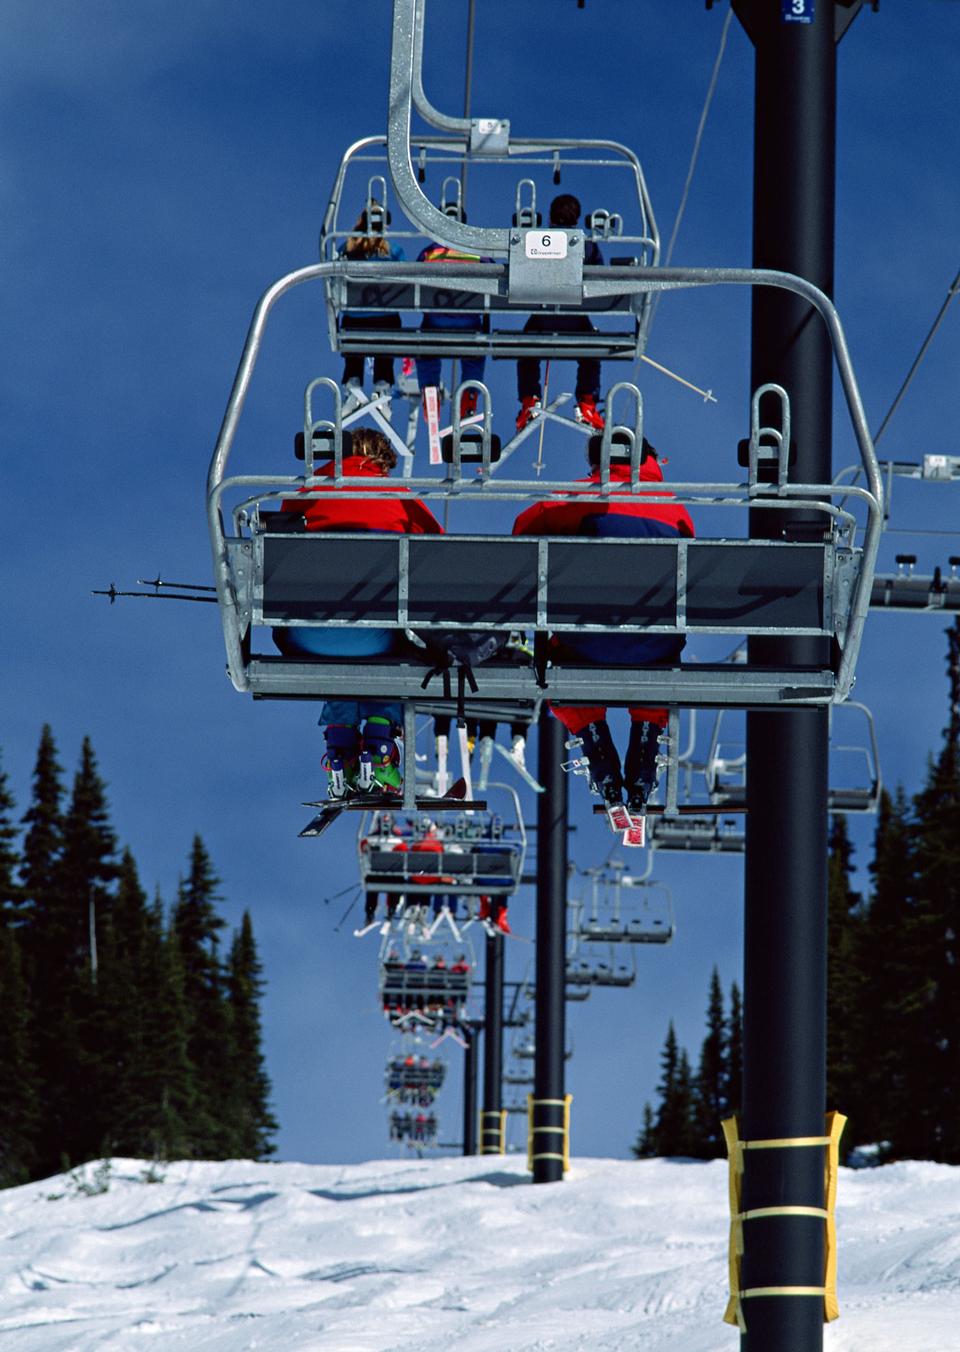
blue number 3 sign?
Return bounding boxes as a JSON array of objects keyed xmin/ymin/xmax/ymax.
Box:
[{"xmin": 782, "ymin": 0, "xmax": 815, "ymax": 22}]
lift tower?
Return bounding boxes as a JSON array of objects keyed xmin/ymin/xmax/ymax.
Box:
[{"xmin": 731, "ymin": 3, "xmax": 865, "ymax": 1349}]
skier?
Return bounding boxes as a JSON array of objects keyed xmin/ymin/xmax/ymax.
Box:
[
  {"xmin": 515, "ymin": 193, "xmax": 606, "ymax": 432},
  {"xmin": 338, "ymin": 202, "xmax": 405, "ymax": 411},
  {"xmin": 512, "ymin": 437, "xmax": 694, "ymax": 829},
  {"xmin": 416, "ymin": 202, "xmax": 492, "ymax": 421},
  {"xmin": 274, "ymin": 427, "xmax": 442, "ymax": 796}
]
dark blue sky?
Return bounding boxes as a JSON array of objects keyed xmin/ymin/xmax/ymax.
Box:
[{"xmin": 3, "ymin": 1, "xmax": 959, "ymax": 1164}]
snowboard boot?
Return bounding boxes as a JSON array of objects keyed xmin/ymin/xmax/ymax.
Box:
[
  {"xmin": 624, "ymin": 719, "xmax": 662, "ymax": 815},
  {"xmin": 361, "ymin": 716, "xmax": 403, "ymax": 794},
  {"xmin": 574, "ymin": 394, "xmax": 604, "ymax": 430},
  {"xmin": 323, "ymin": 723, "xmax": 360, "ymax": 798}
]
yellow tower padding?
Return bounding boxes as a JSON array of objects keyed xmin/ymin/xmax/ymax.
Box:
[
  {"xmin": 527, "ymin": 1094, "xmax": 573, "ymax": 1172},
  {"xmin": 479, "ymin": 1107, "xmax": 507, "ymax": 1155},
  {"xmin": 721, "ymin": 1110, "xmax": 847, "ymax": 1332}
]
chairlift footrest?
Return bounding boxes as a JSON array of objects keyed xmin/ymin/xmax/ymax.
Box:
[
  {"xmin": 304, "ymin": 796, "xmax": 488, "ymax": 811},
  {"xmin": 592, "ymin": 803, "xmax": 749, "ymax": 817}
]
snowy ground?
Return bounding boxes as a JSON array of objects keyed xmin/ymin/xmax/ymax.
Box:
[{"xmin": 0, "ymin": 1155, "xmax": 957, "ymax": 1351}]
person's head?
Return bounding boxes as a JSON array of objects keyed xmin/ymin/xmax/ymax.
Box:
[
  {"xmin": 549, "ymin": 193, "xmax": 582, "ymax": 227},
  {"xmin": 346, "ymin": 201, "xmax": 391, "ymax": 258},
  {"xmin": 586, "ymin": 432, "xmax": 659, "ymax": 469},
  {"xmin": 351, "ymin": 426, "xmax": 397, "ymax": 474}
]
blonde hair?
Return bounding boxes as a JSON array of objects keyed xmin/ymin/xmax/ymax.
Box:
[
  {"xmin": 351, "ymin": 426, "xmax": 397, "ymax": 473},
  {"xmin": 345, "ymin": 203, "xmax": 392, "ymax": 259}
]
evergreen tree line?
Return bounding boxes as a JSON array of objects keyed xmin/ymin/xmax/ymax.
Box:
[
  {"xmin": 0, "ymin": 725, "xmax": 277, "ymax": 1187},
  {"xmin": 634, "ymin": 619, "xmax": 960, "ymax": 1165},
  {"xmin": 632, "ymin": 970, "xmax": 742, "ymax": 1159}
]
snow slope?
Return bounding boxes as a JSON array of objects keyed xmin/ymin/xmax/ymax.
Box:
[{"xmin": 0, "ymin": 1155, "xmax": 957, "ymax": 1351}]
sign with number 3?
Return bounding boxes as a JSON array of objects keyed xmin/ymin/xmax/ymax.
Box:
[{"xmin": 782, "ymin": 0, "xmax": 814, "ymax": 21}]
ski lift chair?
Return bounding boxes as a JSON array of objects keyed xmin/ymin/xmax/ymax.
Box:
[{"xmin": 209, "ymin": 39, "xmax": 882, "ymax": 728}]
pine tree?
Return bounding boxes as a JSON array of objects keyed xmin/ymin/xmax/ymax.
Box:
[
  {"xmin": 0, "ymin": 926, "xmax": 39, "ymax": 1185},
  {"xmin": 0, "ymin": 753, "xmax": 23, "ymax": 926},
  {"xmin": 173, "ymin": 836, "xmax": 231, "ymax": 1156},
  {"xmin": 905, "ymin": 618, "xmax": 960, "ymax": 1161},
  {"xmin": 651, "ymin": 1022, "xmax": 697, "ymax": 1156},
  {"xmin": 826, "ymin": 814, "xmax": 863, "ymax": 1126},
  {"xmin": 851, "ymin": 787, "xmax": 917, "ymax": 1157},
  {"xmin": 225, "ymin": 913, "xmax": 278, "ymax": 1159},
  {"xmin": 692, "ymin": 968, "xmax": 727, "ymax": 1158},
  {"xmin": 631, "ymin": 1103, "xmax": 657, "ymax": 1159},
  {"xmin": 138, "ymin": 895, "xmax": 197, "ymax": 1160},
  {"xmin": 58, "ymin": 736, "xmax": 119, "ymax": 973},
  {"xmin": 723, "ymin": 982, "xmax": 743, "ymax": 1120},
  {"xmin": 18, "ymin": 727, "xmax": 73, "ymax": 1177},
  {"xmin": 44, "ymin": 738, "xmax": 122, "ymax": 1168},
  {"xmin": 19, "ymin": 724, "xmax": 65, "ymax": 962}
]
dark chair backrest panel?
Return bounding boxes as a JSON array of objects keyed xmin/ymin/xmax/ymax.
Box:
[
  {"xmin": 546, "ymin": 539, "xmax": 679, "ymax": 626},
  {"xmin": 259, "ymin": 534, "xmax": 828, "ymax": 633},
  {"xmin": 685, "ymin": 543, "xmax": 824, "ymax": 629},
  {"xmin": 341, "ymin": 282, "xmax": 635, "ymax": 316},
  {"xmin": 406, "ymin": 539, "xmax": 539, "ymax": 626},
  {"xmin": 367, "ymin": 849, "xmax": 514, "ymax": 878},
  {"xmin": 261, "ymin": 536, "xmax": 398, "ymax": 622}
]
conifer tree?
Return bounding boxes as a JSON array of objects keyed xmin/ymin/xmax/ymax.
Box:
[
  {"xmin": 0, "ymin": 754, "xmax": 23, "ymax": 926},
  {"xmin": 723, "ymin": 982, "xmax": 743, "ymax": 1120},
  {"xmin": 58, "ymin": 736, "xmax": 119, "ymax": 972},
  {"xmin": 826, "ymin": 814, "xmax": 863, "ymax": 1125},
  {"xmin": 138, "ymin": 894, "xmax": 196, "ymax": 1160},
  {"xmin": 0, "ymin": 926, "xmax": 39, "ymax": 1185},
  {"xmin": 905, "ymin": 618, "xmax": 960, "ymax": 1162},
  {"xmin": 225, "ymin": 912, "xmax": 278, "ymax": 1158},
  {"xmin": 857, "ymin": 787, "xmax": 916, "ymax": 1156},
  {"xmin": 18, "ymin": 726, "xmax": 73, "ymax": 1177},
  {"xmin": 692, "ymin": 968, "xmax": 727, "ymax": 1158},
  {"xmin": 173, "ymin": 836, "xmax": 231, "ymax": 1156},
  {"xmin": 631, "ymin": 1103, "xmax": 657, "ymax": 1159},
  {"xmin": 651, "ymin": 1022, "xmax": 697, "ymax": 1156},
  {"xmin": 19, "ymin": 724, "xmax": 65, "ymax": 962}
]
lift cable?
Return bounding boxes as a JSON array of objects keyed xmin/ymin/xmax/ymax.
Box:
[
  {"xmin": 662, "ymin": 6, "xmax": 734, "ymax": 274},
  {"xmin": 643, "ymin": 5, "xmax": 733, "ymax": 390},
  {"xmin": 873, "ymin": 264, "xmax": 960, "ymax": 447}
]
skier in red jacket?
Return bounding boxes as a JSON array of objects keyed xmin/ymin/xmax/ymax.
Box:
[
  {"xmin": 276, "ymin": 428, "xmax": 443, "ymax": 796},
  {"xmin": 513, "ymin": 438, "xmax": 694, "ymax": 828}
]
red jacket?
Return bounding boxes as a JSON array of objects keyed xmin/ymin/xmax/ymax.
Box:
[
  {"xmin": 511, "ymin": 458, "xmax": 694, "ymax": 538},
  {"xmin": 281, "ymin": 456, "xmax": 443, "ymax": 535}
]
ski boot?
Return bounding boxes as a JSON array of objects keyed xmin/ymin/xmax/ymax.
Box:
[
  {"xmin": 341, "ymin": 377, "xmax": 364, "ymax": 415},
  {"xmin": 359, "ymin": 716, "xmax": 403, "ymax": 795},
  {"xmin": 577, "ymin": 719, "xmax": 629, "ymax": 833},
  {"xmin": 371, "ymin": 379, "xmax": 393, "ymax": 419},
  {"xmin": 322, "ymin": 723, "xmax": 360, "ymax": 799},
  {"xmin": 622, "ymin": 719, "xmax": 663, "ymax": 844},
  {"xmin": 516, "ymin": 395, "xmax": 541, "ymax": 432},
  {"xmin": 574, "ymin": 394, "xmax": 604, "ymax": 430}
]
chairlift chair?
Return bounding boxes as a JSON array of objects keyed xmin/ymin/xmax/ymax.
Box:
[
  {"xmin": 206, "ymin": 0, "xmax": 883, "ymax": 727},
  {"xmin": 576, "ymin": 862, "xmax": 675, "ymax": 945}
]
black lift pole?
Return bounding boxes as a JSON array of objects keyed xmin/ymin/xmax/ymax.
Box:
[
  {"xmin": 532, "ymin": 706, "xmax": 569, "ymax": 1183},
  {"xmin": 731, "ymin": 3, "xmax": 862, "ymax": 1349},
  {"xmin": 462, "ymin": 1023, "xmax": 479, "ymax": 1156},
  {"xmin": 480, "ymin": 933, "xmax": 505, "ymax": 1154}
]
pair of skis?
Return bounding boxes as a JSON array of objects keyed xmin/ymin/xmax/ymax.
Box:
[{"xmin": 299, "ymin": 777, "xmax": 475, "ymax": 840}]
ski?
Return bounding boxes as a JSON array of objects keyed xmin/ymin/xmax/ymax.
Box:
[
  {"xmin": 423, "ymin": 384, "xmax": 442, "ymax": 465},
  {"xmin": 622, "ymin": 814, "xmax": 646, "ymax": 849},
  {"xmin": 299, "ymin": 804, "xmax": 346, "ymax": 839}
]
